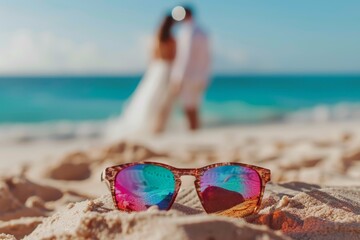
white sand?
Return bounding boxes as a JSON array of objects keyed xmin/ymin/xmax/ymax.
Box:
[{"xmin": 1, "ymin": 122, "xmax": 360, "ymax": 239}]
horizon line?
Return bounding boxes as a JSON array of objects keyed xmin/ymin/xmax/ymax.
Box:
[{"xmin": 1, "ymin": 72, "xmax": 360, "ymax": 78}]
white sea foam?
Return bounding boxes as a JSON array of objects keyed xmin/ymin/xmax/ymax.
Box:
[
  {"xmin": 0, "ymin": 120, "xmax": 106, "ymax": 143},
  {"xmin": 1, "ymin": 102, "xmax": 360, "ymax": 143},
  {"xmin": 284, "ymin": 102, "xmax": 360, "ymax": 123}
]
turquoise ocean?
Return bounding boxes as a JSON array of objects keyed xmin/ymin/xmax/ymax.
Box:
[{"xmin": 1, "ymin": 75, "xmax": 360, "ymax": 141}]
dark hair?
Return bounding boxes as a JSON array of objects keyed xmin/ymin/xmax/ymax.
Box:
[
  {"xmin": 183, "ymin": 5, "xmax": 194, "ymax": 18},
  {"xmin": 158, "ymin": 15, "xmax": 175, "ymax": 42}
]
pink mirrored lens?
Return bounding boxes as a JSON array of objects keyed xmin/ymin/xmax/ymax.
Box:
[
  {"xmin": 198, "ymin": 165, "xmax": 261, "ymax": 217},
  {"xmin": 114, "ymin": 164, "xmax": 176, "ymax": 212}
]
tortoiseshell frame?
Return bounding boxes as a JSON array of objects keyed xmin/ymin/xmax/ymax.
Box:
[{"xmin": 101, "ymin": 162, "xmax": 271, "ymax": 217}]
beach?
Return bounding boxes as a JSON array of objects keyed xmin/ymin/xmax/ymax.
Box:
[
  {"xmin": 1, "ymin": 121, "xmax": 360, "ymax": 239},
  {"xmin": 2, "ymin": 0, "xmax": 360, "ymax": 238}
]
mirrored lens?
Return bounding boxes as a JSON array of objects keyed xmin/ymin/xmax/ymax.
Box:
[
  {"xmin": 114, "ymin": 164, "xmax": 176, "ymax": 211},
  {"xmin": 198, "ymin": 165, "xmax": 261, "ymax": 217}
]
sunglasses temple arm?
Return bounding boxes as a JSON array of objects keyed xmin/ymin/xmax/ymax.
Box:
[
  {"xmin": 263, "ymin": 169, "xmax": 271, "ymax": 183},
  {"xmin": 101, "ymin": 169, "xmax": 111, "ymax": 191}
]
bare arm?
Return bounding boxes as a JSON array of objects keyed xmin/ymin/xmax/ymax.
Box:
[{"xmin": 152, "ymin": 38, "xmax": 160, "ymax": 60}]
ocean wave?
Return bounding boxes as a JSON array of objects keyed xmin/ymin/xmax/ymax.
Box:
[
  {"xmin": 201, "ymin": 101, "xmax": 360, "ymax": 125},
  {"xmin": 0, "ymin": 121, "xmax": 107, "ymax": 143},
  {"xmin": 1, "ymin": 102, "xmax": 360, "ymax": 143},
  {"xmin": 201, "ymin": 101, "xmax": 283, "ymax": 125},
  {"xmin": 284, "ymin": 102, "xmax": 360, "ymax": 123}
]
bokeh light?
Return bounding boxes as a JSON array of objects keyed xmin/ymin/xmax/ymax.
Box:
[{"xmin": 172, "ymin": 6, "xmax": 186, "ymax": 21}]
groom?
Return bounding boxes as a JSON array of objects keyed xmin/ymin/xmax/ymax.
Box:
[{"xmin": 170, "ymin": 6, "xmax": 211, "ymax": 130}]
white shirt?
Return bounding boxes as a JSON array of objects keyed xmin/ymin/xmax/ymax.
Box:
[{"xmin": 171, "ymin": 21, "xmax": 211, "ymax": 86}]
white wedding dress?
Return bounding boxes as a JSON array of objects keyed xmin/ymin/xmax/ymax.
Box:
[{"xmin": 106, "ymin": 60, "xmax": 171, "ymax": 141}]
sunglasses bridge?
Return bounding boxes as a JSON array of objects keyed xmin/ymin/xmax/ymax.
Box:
[{"xmin": 171, "ymin": 168, "xmax": 199, "ymax": 178}]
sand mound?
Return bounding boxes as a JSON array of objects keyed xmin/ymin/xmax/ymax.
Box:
[
  {"xmin": 25, "ymin": 195, "xmax": 288, "ymax": 240},
  {"xmin": 0, "ymin": 234, "xmax": 17, "ymax": 240},
  {"xmin": 44, "ymin": 142, "xmax": 168, "ymax": 182},
  {"xmin": 248, "ymin": 182, "xmax": 360, "ymax": 240},
  {"xmin": 4, "ymin": 176, "xmax": 63, "ymax": 204},
  {"xmin": 0, "ymin": 218, "xmax": 43, "ymax": 239},
  {"xmin": 0, "ymin": 177, "xmax": 54, "ymax": 238},
  {"xmin": 47, "ymin": 152, "xmax": 92, "ymax": 181},
  {"xmin": 0, "ymin": 176, "xmax": 62, "ymax": 221},
  {"xmin": 0, "ymin": 175, "xmax": 90, "ymax": 239},
  {"xmin": 22, "ymin": 183, "xmax": 360, "ymax": 240},
  {"xmin": 101, "ymin": 142, "xmax": 168, "ymax": 164}
]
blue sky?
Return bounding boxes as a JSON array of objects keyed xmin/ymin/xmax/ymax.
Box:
[{"xmin": 0, "ymin": 0, "xmax": 359, "ymax": 75}]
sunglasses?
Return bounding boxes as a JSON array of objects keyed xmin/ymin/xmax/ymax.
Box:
[{"xmin": 101, "ymin": 162, "xmax": 271, "ymax": 217}]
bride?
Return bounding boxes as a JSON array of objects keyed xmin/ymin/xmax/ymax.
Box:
[{"xmin": 108, "ymin": 14, "xmax": 176, "ymax": 139}]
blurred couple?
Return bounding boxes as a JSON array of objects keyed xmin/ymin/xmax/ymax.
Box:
[{"xmin": 121, "ymin": 6, "xmax": 211, "ymax": 135}]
